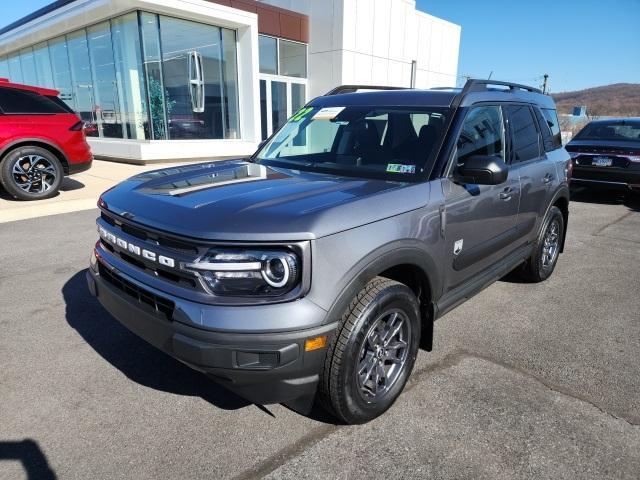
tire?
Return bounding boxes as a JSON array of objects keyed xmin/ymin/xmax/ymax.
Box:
[
  {"xmin": 318, "ymin": 277, "xmax": 421, "ymax": 424},
  {"xmin": 0, "ymin": 146, "xmax": 64, "ymax": 200},
  {"xmin": 519, "ymin": 205, "xmax": 564, "ymax": 282}
]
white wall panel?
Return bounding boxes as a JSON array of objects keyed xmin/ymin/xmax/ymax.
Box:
[
  {"xmin": 388, "ymin": 3, "xmax": 406, "ymax": 60},
  {"xmin": 372, "ymin": 0, "xmax": 391, "ymax": 58},
  {"xmin": 354, "ymin": 0, "xmax": 374, "ymax": 55},
  {"xmin": 371, "ymin": 56, "xmax": 389, "ymax": 84},
  {"xmin": 341, "ymin": 0, "xmax": 357, "ymax": 51},
  {"xmin": 353, "ymin": 52, "xmax": 373, "ymax": 84},
  {"xmin": 403, "ymin": 5, "xmax": 419, "ymax": 63}
]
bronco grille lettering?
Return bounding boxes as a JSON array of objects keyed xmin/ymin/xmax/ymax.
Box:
[{"xmin": 99, "ymin": 225, "xmax": 175, "ymax": 268}]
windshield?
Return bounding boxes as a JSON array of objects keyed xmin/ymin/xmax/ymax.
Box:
[
  {"xmin": 574, "ymin": 121, "xmax": 640, "ymax": 142},
  {"xmin": 256, "ymin": 105, "xmax": 450, "ymax": 180}
]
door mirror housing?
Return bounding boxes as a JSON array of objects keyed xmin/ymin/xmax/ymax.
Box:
[{"xmin": 455, "ymin": 155, "xmax": 509, "ymax": 185}]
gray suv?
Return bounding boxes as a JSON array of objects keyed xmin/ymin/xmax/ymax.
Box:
[{"xmin": 87, "ymin": 80, "xmax": 570, "ymax": 424}]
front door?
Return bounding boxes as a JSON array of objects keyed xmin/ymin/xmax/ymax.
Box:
[
  {"xmin": 442, "ymin": 105, "xmax": 521, "ymax": 292},
  {"xmin": 505, "ymin": 104, "xmax": 559, "ymax": 238}
]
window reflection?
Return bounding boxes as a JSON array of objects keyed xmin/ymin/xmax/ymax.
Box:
[{"xmin": 1, "ymin": 10, "xmax": 240, "ymax": 142}]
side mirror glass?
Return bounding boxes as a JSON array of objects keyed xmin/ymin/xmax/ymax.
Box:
[{"xmin": 455, "ymin": 155, "xmax": 509, "ymax": 185}]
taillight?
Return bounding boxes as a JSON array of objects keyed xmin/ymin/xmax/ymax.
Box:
[{"xmin": 70, "ymin": 121, "xmax": 84, "ymax": 131}]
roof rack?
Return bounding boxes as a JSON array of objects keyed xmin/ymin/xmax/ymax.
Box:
[
  {"xmin": 462, "ymin": 79, "xmax": 542, "ymax": 94},
  {"xmin": 324, "ymin": 85, "xmax": 410, "ymax": 96}
]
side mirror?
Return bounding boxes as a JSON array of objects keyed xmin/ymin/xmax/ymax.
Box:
[{"xmin": 455, "ymin": 155, "xmax": 509, "ymax": 185}]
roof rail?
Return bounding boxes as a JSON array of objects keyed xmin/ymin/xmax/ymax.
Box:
[
  {"xmin": 324, "ymin": 85, "xmax": 410, "ymax": 96},
  {"xmin": 462, "ymin": 79, "xmax": 542, "ymax": 94}
]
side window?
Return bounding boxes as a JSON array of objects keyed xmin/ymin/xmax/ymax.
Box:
[
  {"xmin": 456, "ymin": 105, "xmax": 505, "ymax": 168},
  {"xmin": 534, "ymin": 107, "xmax": 554, "ymax": 152},
  {"xmin": 0, "ymin": 87, "xmax": 67, "ymax": 114},
  {"xmin": 506, "ymin": 105, "xmax": 541, "ymax": 163},
  {"xmin": 542, "ymin": 108, "xmax": 562, "ymax": 149}
]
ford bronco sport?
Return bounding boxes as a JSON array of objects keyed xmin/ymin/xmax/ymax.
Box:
[{"xmin": 87, "ymin": 80, "xmax": 570, "ymax": 424}]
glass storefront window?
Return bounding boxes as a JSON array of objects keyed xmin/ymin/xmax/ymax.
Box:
[
  {"xmin": 291, "ymin": 83, "xmax": 306, "ymax": 112},
  {"xmin": 33, "ymin": 43, "xmax": 54, "ymax": 88},
  {"xmin": 7, "ymin": 54, "xmax": 23, "ymax": 83},
  {"xmin": 67, "ymin": 30, "xmax": 95, "ymax": 129},
  {"xmin": 140, "ymin": 12, "xmax": 168, "ymax": 140},
  {"xmin": 271, "ymin": 81, "xmax": 287, "ymax": 133},
  {"xmin": 221, "ymin": 28, "xmax": 240, "ymax": 139},
  {"xmin": 0, "ymin": 10, "xmax": 241, "ymax": 142},
  {"xmin": 87, "ymin": 22, "xmax": 122, "ymax": 138},
  {"xmin": 111, "ymin": 13, "xmax": 149, "ymax": 140},
  {"xmin": 260, "ymin": 79, "xmax": 268, "ymax": 140},
  {"xmin": 19, "ymin": 48, "xmax": 38, "ymax": 85},
  {"xmin": 48, "ymin": 36, "xmax": 75, "ymax": 109},
  {"xmin": 0, "ymin": 56, "xmax": 8, "ymax": 78},
  {"xmin": 279, "ymin": 40, "xmax": 306, "ymax": 78},
  {"xmin": 259, "ymin": 35, "xmax": 277, "ymax": 74},
  {"xmin": 159, "ymin": 15, "xmax": 238, "ymax": 140}
]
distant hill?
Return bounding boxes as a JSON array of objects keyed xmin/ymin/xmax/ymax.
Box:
[{"xmin": 551, "ymin": 83, "xmax": 640, "ymax": 117}]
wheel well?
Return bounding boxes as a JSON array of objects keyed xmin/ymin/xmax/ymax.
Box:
[
  {"xmin": 378, "ymin": 264, "xmax": 434, "ymax": 350},
  {"xmin": 1, "ymin": 141, "xmax": 69, "ymax": 174},
  {"xmin": 553, "ymin": 196, "xmax": 569, "ymax": 252}
]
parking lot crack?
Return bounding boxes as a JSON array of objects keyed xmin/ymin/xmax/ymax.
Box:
[
  {"xmin": 412, "ymin": 350, "xmax": 640, "ymax": 428},
  {"xmin": 231, "ymin": 424, "xmax": 338, "ymax": 480}
]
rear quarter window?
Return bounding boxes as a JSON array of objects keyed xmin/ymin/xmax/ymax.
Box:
[
  {"xmin": 0, "ymin": 87, "xmax": 69, "ymax": 114},
  {"xmin": 541, "ymin": 108, "xmax": 562, "ymax": 149}
]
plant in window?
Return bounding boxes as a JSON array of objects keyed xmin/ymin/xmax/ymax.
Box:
[{"xmin": 148, "ymin": 76, "xmax": 174, "ymax": 139}]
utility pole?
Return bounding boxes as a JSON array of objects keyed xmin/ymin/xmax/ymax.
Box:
[{"xmin": 542, "ymin": 74, "xmax": 549, "ymax": 94}]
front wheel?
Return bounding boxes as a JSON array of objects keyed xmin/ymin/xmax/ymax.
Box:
[
  {"xmin": 0, "ymin": 146, "xmax": 64, "ymax": 200},
  {"xmin": 318, "ymin": 277, "xmax": 421, "ymax": 424},
  {"xmin": 519, "ymin": 205, "xmax": 564, "ymax": 282}
]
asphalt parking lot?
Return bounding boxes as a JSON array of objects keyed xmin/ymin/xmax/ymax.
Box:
[{"xmin": 1, "ymin": 188, "xmax": 639, "ymax": 479}]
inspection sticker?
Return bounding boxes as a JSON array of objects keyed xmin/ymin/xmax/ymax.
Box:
[
  {"xmin": 386, "ymin": 164, "xmax": 416, "ymax": 174},
  {"xmin": 313, "ymin": 107, "xmax": 345, "ymax": 120}
]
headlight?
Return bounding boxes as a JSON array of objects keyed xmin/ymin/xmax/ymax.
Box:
[{"xmin": 184, "ymin": 249, "xmax": 300, "ymax": 296}]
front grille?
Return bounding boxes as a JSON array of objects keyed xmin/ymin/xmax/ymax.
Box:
[
  {"xmin": 100, "ymin": 211, "xmax": 198, "ymax": 255},
  {"xmin": 98, "ymin": 262, "xmax": 175, "ymax": 321},
  {"xmin": 99, "ymin": 210, "xmax": 200, "ymax": 290}
]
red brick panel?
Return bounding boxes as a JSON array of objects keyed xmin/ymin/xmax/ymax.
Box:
[{"xmin": 205, "ymin": 0, "xmax": 309, "ymax": 43}]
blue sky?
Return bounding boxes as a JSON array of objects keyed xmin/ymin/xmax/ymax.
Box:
[
  {"xmin": 417, "ymin": 0, "xmax": 640, "ymax": 92},
  {"xmin": 3, "ymin": 0, "xmax": 639, "ymax": 92}
]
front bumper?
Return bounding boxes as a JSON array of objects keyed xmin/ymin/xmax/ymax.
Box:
[{"xmin": 86, "ymin": 262, "xmax": 336, "ymax": 405}]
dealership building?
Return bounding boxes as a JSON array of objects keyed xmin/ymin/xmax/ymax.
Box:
[{"xmin": 0, "ymin": 0, "xmax": 460, "ymax": 162}]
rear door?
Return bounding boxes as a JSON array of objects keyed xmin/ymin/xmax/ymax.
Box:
[
  {"xmin": 441, "ymin": 104, "xmax": 521, "ymax": 292},
  {"xmin": 504, "ymin": 104, "xmax": 558, "ymax": 241}
]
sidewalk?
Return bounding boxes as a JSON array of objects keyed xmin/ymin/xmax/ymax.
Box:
[{"xmin": 0, "ymin": 159, "xmax": 202, "ymax": 223}]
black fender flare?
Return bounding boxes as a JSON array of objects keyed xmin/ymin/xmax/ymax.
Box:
[
  {"xmin": 323, "ymin": 239, "xmax": 441, "ymax": 349},
  {"xmin": 544, "ymin": 184, "xmax": 570, "ymax": 252}
]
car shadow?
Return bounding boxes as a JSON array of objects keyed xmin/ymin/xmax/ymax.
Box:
[
  {"xmin": 0, "ymin": 439, "xmax": 56, "ymax": 480},
  {"xmin": 570, "ymin": 186, "xmax": 640, "ymax": 212},
  {"xmin": 60, "ymin": 177, "xmax": 85, "ymax": 192},
  {"xmin": 62, "ymin": 270, "xmax": 251, "ymax": 411}
]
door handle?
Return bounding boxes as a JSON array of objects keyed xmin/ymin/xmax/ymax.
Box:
[
  {"xmin": 499, "ymin": 187, "xmax": 514, "ymax": 200},
  {"xmin": 542, "ymin": 173, "xmax": 554, "ymax": 184}
]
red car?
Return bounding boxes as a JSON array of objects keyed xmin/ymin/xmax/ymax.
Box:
[{"xmin": 0, "ymin": 78, "xmax": 92, "ymax": 200}]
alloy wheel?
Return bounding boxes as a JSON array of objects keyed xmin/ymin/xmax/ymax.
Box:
[
  {"xmin": 12, "ymin": 154, "xmax": 58, "ymax": 195},
  {"xmin": 355, "ymin": 309, "xmax": 411, "ymax": 401},
  {"xmin": 541, "ymin": 218, "xmax": 560, "ymax": 268}
]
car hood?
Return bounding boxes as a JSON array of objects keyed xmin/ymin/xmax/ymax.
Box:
[{"xmin": 99, "ymin": 159, "xmax": 429, "ymax": 241}]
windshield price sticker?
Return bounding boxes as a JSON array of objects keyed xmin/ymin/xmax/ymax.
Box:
[
  {"xmin": 313, "ymin": 107, "xmax": 345, "ymax": 120},
  {"xmin": 291, "ymin": 107, "xmax": 314, "ymax": 122},
  {"xmin": 386, "ymin": 164, "xmax": 416, "ymax": 174}
]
